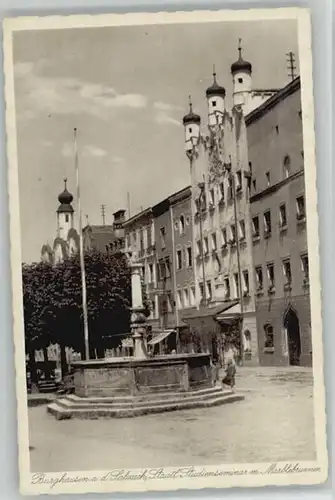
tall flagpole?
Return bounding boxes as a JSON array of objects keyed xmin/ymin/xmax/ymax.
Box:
[{"xmin": 74, "ymin": 127, "xmax": 90, "ymax": 361}]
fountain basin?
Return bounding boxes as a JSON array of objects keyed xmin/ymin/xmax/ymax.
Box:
[
  {"xmin": 73, "ymin": 353, "xmax": 212, "ymax": 397},
  {"xmin": 47, "ymin": 353, "xmax": 245, "ymax": 419}
]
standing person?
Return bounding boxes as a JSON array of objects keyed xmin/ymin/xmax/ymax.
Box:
[{"xmin": 222, "ymin": 342, "xmax": 237, "ymax": 390}]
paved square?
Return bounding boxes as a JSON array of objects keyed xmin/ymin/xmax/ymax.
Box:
[{"xmin": 29, "ymin": 367, "xmax": 315, "ymax": 472}]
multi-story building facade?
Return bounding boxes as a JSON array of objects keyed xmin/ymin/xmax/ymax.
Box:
[
  {"xmin": 152, "ymin": 197, "xmax": 176, "ymax": 333},
  {"xmin": 123, "ymin": 187, "xmax": 195, "ymax": 351},
  {"xmin": 246, "ymin": 76, "xmax": 311, "ymax": 367},
  {"xmin": 170, "ymin": 187, "xmax": 196, "ymax": 319},
  {"xmin": 123, "ymin": 207, "xmax": 159, "ymax": 332},
  {"xmin": 180, "ymin": 46, "xmax": 273, "ymax": 364}
]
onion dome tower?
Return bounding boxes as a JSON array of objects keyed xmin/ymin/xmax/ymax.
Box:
[
  {"xmin": 183, "ymin": 96, "xmax": 201, "ymax": 154},
  {"xmin": 231, "ymin": 39, "xmax": 252, "ymax": 108},
  {"xmin": 56, "ymin": 178, "xmax": 74, "ymax": 239},
  {"xmin": 206, "ymin": 65, "xmax": 226, "ymax": 127}
]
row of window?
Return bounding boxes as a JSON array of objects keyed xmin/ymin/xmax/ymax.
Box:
[
  {"xmin": 255, "ymin": 254, "xmax": 309, "ymax": 292},
  {"xmin": 126, "ymin": 225, "xmax": 155, "ymax": 252},
  {"xmin": 144, "ymin": 251, "xmax": 309, "ymax": 303},
  {"xmin": 127, "ymin": 193, "xmax": 305, "ymax": 257},
  {"xmin": 252, "ymin": 195, "xmax": 305, "ymax": 239},
  {"xmin": 212, "ymin": 270, "xmax": 250, "ymax": 301},
  {"xmin": 176, "ymin": 245, "xmax": 193, "ymax": 270},
  {"xmin": 194, "ymin": 197, "xmax": 306, "ymax": 260},
  {"xmin": 249, "ymin": 153, "xmax": 303, "ymax": 193},
  {"xmin": 174, "ymin": 215, "xmax": 191, "ymax": 235},
  {"xmin": 196, "ymin": 221, "xmax": 246, "ymax": 258},
  {"xmin": 176, "ymin": 286, "xmax": 196, "ymax": 309},
  {"xmin": 195, "ymin": 172, "xmax": 243, "ymax": 213}
]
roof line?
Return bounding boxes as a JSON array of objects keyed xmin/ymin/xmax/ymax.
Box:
[
  {"xmin": 246, "ymin": 76, "xmax": 300, "ymax": 126},
  {"xmin": 123, "ymin": 185, "xmax": 191, "ymax": 225}
]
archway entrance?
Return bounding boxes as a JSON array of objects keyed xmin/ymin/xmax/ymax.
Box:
[{"xmin": 284, "ymin": 307, "xmax": 301, "ymax": 366}]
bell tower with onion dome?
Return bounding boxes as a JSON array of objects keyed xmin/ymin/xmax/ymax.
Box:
[
  {"xmin": 56, "ymin": 178, "xmax": 74, "ymax": 240},
  {"xmin": 231, "ymin": 39, "xmax": 253, "ymax": 109},
  {"xmin": 206, "ymin": 65, "xmax": 226, "ymax": 127}
]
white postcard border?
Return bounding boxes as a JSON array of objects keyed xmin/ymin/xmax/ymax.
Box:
[{"xmin": 3, "ymin": 7, "xmax": 328, "ymax": 495}]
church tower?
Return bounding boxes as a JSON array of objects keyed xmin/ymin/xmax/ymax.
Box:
[
  {"xmin": 231, "ymin": 39, "xmax": 252, "ymax": 109},
  {"xmin": 206, "ymin": 66, "xmax": 226, "ymax": 127},
  {"xmin": 183, "ymin": 96, "xmax": 201, "ymax": 156},
  {"xmin": 56, "ymin": 179, "xmax": 74, "ymax": 240}
]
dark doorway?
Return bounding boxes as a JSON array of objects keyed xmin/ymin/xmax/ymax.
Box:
[{"xmin": 284, "ymin": 307, "xmax": 301, "ymax": 365}]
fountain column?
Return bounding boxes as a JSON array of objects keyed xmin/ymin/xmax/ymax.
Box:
[{"xmin": 130, "ymin": 260, "xmax": 148, "ymax": 359}]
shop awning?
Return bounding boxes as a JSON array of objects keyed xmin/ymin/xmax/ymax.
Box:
[
  {"xmin": 148, "ymin": 329, "xmax": 175, "ymax": 345},
  {"xmin": 181, "ymin": 300, "xmax": 240, "ymax": 322},
  {"xmin": 215, "ymin": 313, "xmax": 241, "ymax": 325}
]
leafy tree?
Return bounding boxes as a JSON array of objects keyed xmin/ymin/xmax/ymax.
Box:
[
  {"xmin": 22, "ymin": 249, "xmax": 151, "ymax": 379},
  {"xmin": 22, "ymin": 261, "xmax": 56, "ymax": 382}
]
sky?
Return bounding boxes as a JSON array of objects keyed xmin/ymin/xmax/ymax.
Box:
[{"xmin": 13, "ymin": 18, "xmax": 298, "ymax": 263}]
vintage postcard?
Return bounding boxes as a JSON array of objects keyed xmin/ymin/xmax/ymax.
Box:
[{"xmin": 3, "ymin": 7, "xmax": 328, "ymax": 496}]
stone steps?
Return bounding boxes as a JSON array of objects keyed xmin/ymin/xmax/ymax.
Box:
[
  {"xmin": 65, "ymin": 386, "xmax": 222, "ymax": 404},
  {"xmin": 37, "ymin": 381, "xmax": 59, "ymax": 393},
  {"xmin": 47, "ymin": 388, "xmax": 244, "ymax": 420},
  {"xmin": 55, "ymin": 388, "xmax": 228, "ymax": 410}
]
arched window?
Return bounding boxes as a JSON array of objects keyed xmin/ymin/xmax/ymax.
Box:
[
  {"xmin": 283, "ymin": 155, "xmax": 291, "ymax": 178},
  {"xmin": 264, "ymin": 323, "xmax": 274, "ymax": 349},
  {"xmin": 179, "ymin": 215, "xmax": 185, "ymax": 235}
]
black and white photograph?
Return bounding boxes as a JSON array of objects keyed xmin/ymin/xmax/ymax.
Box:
[{"xmin": 3, "ymin": 7, "xmax": 328, "ymax": 495}]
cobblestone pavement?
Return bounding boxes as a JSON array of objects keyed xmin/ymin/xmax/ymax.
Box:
[{"xmin": 29, "ymin": 367, "xmax": 315, "ymax": 472}]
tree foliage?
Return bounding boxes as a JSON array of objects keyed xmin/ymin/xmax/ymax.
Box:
[{"xmin": 22, "ymin": 250, "xmax": 150, "ymax": 371}]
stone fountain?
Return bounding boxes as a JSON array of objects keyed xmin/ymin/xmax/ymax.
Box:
[{"xmin": 47, "ymin": 253, "xmax": 243, "ymax": 419}]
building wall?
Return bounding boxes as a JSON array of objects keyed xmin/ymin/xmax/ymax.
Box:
[
  {"xmin": 243, "ymin": 89, "xmax": 278, "ymax": 116},
  {"xmin": 153, "ymin": 202, "xmax": 176, "ymax": 330},
  {"xmin": 188, "ymin": 108, "xmax": 258, "ymax": 364},
  {"xmin": 171, "ymin": 191, "xmax": 196, "ymax": 320},
  {"xmin": 124, "ymin": 210, "xmax": 160, "ymax": 329},
  {"xmin": 247, "ymin": 79, "xmax": 311, "ymax": 366}
]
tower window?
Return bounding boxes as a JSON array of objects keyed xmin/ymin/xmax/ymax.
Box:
[
  {"xmin": 238, "ymin": 77, "xmax": 243, "ymax": 83},
  {"xmin": 188, "ymin": 127, "xmax": 192, "ymax": 133},
  {"xmin": 212, "ymin": 101, "xmax": 217, "ymax": 107},
  {"xmin": 65, "ymin": 214, "xmax": 69, "ymax": 223}
]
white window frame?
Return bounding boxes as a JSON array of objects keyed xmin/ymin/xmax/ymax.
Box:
[
  {"xmin": 239, "ymin": 220, "xmax": 246, "ymax": 240},
  {"xmin": 279, "ymin": 203, "xmax": 287, "ymax": 227},
  {"xmin": 266, "ymin": 263, "xmax": 275, "ymax": 287},
  {"xmin": 282, "ymin": 258, "xmax": 292, "ymax": 284}
]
